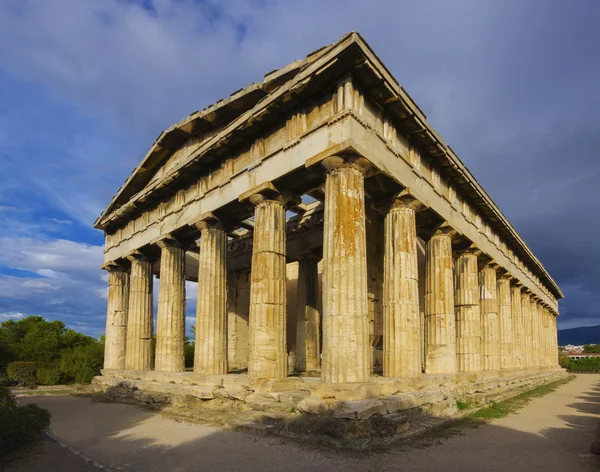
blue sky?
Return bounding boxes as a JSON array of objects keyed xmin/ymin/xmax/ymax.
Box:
[{"xmin": 1, "ymin": 0, "xmax": 599, "ymax": 337}]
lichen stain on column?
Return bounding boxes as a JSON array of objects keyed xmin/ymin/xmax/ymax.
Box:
[{"xmin": 322, "ymin": 161, "xmax": 370, "ymax": 384}]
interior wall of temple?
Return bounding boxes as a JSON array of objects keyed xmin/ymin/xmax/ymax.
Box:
[
  {"xmin": 366, "ymin": 206, "xmax": 385, "ymax": 373},
  {"xmin": 286, "ymin": 262, "xmax": 299, "ymax": 373},
  {"xmin": 417, "ymin": 237, "xmax": 427, "ymax": 372},
  {"xmin": 227, "ymin": 271, "xmax": 250, "ymax": 370}
]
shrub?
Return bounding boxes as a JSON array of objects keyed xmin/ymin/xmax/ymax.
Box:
[
  {"xmin": 36, "ymin": 365, "xmax": 61, "ymax": 386},
  {"xmin": 567, "ymin": 357, "xmax": 600, "ymax": 372},
  {"xmin": 60, "ymin": 342, "xmax": 103, "ymax": 384},
  {"xmin": 0, "ymin": 373, "xmax": 11, "ymax": 388},
  {"xmin": 0, "ymin": 387, "xmax": 51, "ymax": 460},
  {"xmin": 6, "ymin": 362, "xmax": 37, "ymax": 389}
]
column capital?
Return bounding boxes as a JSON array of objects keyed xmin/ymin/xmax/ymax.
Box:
[
  {"xmin": 125, "ymin": 249, "xmax": 153, "ymax": 263},
  {"xmin": 321, "ymin": 154, "xmax": 370, "ymax": 174},
  {"xmin": 239, "ymin": 181, "xmax": 299, "ymax": 207},
  {"xmin": 431, "ymin": 221, "xmax": 459, "ymax": 239},
  {"xmin": 389, "ymin": 188, "xmax": 427, "ymax": 212},
  {"xmin": 155, "ymin": 234, "xmax": 183, "ymax": 250},
  {"xmin": 101, "ymin": 260, "xmax": 128, "ymax": 272},
  {"xmin": 192, "ymin": 212, "xmax": 225, "ymax": 232},
  {"xmin": 454, "ymin": 242, "xmax": 482, "ymax": 258}
]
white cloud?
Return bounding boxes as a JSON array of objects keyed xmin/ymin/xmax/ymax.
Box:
[{"xmin": 0, "ymin": 312, "xmax": 25, "ymax": 321}]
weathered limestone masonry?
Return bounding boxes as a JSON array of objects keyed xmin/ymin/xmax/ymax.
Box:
[
  {"xmin": 95, "ymin": 32, "xmax": 565, "ymax": 422},
  {"xmin": 103, "ymin": 264, "xmax": 129, "ymax": 370}
]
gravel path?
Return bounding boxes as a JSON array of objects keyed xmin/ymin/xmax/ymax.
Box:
[{"xmin": 18, "ymin": 374, "xmax": 600, "ymax": 472}]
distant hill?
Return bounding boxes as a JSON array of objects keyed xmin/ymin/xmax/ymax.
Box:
[{"xmin": 558, "ymin": 325, "xmax": 600, "ymax": 345}]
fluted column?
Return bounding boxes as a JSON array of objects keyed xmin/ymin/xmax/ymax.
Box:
[
  {"xmin": 550, "ymin": 313, "xmax": 559, "ymax": 367},
  {"xmin": 155, "ymin": 238, "xmax": 186, "ymax": 373},
  {"xmin": 521, "ymin": 291, "xmax": 533, "ymax": 368},
  {"xmin": 531, "ymin": 298, "xmax": 541, "ymax": 369},
  {"xmin": 125, "ymin": 253, "xmax": 153, "ymax": 370},
  {"xmin": 194, "ymin": 219, "xmax": 228, "ymax": 375},
  {"xmin": 497, "ymin": 275, "xmax": 514, "ymax": 370},
  {"xmin": 321, "ymin": 157, "xmax": 370, "ymax": 383},
  {"xmin": 454, "ymin": 248, "xmax": 481, "ymax": 373},
  {"xmin": 247, "ymin": 190, "xmax": 287, "ymax": 380},
  {"xmin": 511, "ymin": 285, "xmax": 524, "ymax": 369},
  {"xmin": 542, "ymin": 307, "xmax": 550, "ymax": 368},
  {"xmin": 103, "ymin": 263, "xmax": 129, "ymax": 370},
  {"xmin": 296, "ymin": 256, "xmax": 320, "ymax": 373},
  {"xmin": 383, "ymin": 192, "xmax": 421, "ymax": 378},
  {"xmin": 480, "ymin": 264, "xmax": 499, "ymax": 371},
  {"xmin": 425, "ymin": 225, "xmax": 456, "ymax": 374}
]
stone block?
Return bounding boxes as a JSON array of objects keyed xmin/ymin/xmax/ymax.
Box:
[
  {"xmin": 332, "ymin": 398, "xmax": 387, "ymax": 419},
  {"xmin": 296, "ymin": 397, "xmax": 331, "ymax": 415},
  {"xmin": 379, "ymin": 395, "xmax": 414, "ymax": 413}
]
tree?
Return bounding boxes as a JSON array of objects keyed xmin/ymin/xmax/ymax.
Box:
[
  {"xmin": 0, "ymin": 316, "xmax": 105, "ymax": 385},
  {"xmin": 583, "ymin": 344, "xmax": 600, "ymax": 353}
]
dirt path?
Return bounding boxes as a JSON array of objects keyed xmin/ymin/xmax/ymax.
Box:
[{"xmin": 19, "ymin": 374, "xmax": 600, "ymax": 472}]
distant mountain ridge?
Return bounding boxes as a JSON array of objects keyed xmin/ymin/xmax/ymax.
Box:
[{"xmin": 558, "ymin": 325, "xmax": 600, "ymax": 345}]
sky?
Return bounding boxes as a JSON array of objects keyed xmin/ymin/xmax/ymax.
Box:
[{"xmin": 0, "ymin": 0, "xmax": 599, "ymax": 337}]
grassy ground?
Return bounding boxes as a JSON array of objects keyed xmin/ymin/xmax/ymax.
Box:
[{"xmin": 413, "ymin": 376, "xmax": 575, "ymax": 446}]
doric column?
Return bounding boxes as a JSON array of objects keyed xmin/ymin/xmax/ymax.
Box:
[
  {"xmin": 511, "ymin": 284, "xmax": 524, "ymax": 369},
  {"xmin": 543, "ymin": 305, "xmax": 550, "ymax": 368},
  {"xmin": 125, "ymin": 253, "xmax": 153, "ymax": 370},
  {"xmin": 245, "ymin": 184, "xmax": 287, "ymax": 380},
  {"xmin": 321, "ymin": 156, "xmax": 370, "ymax": 383},
  {"xmin": 454, "ymin": 247, "xmax": 481, "ymax": 373},
  {"xmin": 531, "ymin": 298, "xmax": 541, "ymax": 369},
  {"xmin": 521, "ymin": 291, "xmax": 533, "ymax": 368},
  {"xmin": 550, "ymin": 313, "xmax": 559, "ymax": 367},
  {"xmin": 480, "ymin": 263, "xmax": 499, "ymax": 371},
  {"xmin": 425, "ymin": 224, "xmax": 456, "ymax": 374},
  {"xmin": 103, "ymin": 263, "xmax": 129, "ymax": 370},
  {"xmin": 155, "ymin": 237, "xmax": 186, "ymax": 373},
  {"xmin": 296, "ymin": 256, "xmax": 320, "ymax": 373},
  {"xmin": 383, "ymin": 191, "xmax": 422, "ymax": 378},
  {"xmin": 497, "ymin": 274, "xmax": 514, "ymax": 370},
  {"xmin": 194, "ymin": 216, "xmax": 228, "ymax": 375}
]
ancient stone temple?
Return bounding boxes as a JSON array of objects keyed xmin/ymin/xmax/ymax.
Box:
[{"xmin": 95, "ymin": 32, "xmax": 565, "ymax": 419}]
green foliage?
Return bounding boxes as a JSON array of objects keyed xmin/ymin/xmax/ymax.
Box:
[
  {"xmin": 567, "ymin": 357, "xmax": 600, "ymax": 372},
  {"xmin": 60, "ymin": 342, "xmax": 104, "ymax": 384},
  {"xmin": 36, "ymin": 364, "xmax": 62, "ymax": 385},
  {"xmin": 7, "ymin": 362, "xmax": 37, "ymax": 388},
  {"xmin": 0, "ymin": 373, "xmax": 10, "ymax": 388},
  {"xmin": 583, "ymin": 344, "xmax": 600, "ymax": 353},
  {"xmin": 185, "ymin": 340, "xmax": 194, "ymax": 369},
  {"xmin": 0, "ymin": 316, "xmax": 104, "ymax": 385},
  {"xmin": 0, "ymin": 386, "xmax": 51, "ymax": 460},
  {"xmin": 558, "ymin": 351, "xmax": 570, "ymax": 368},
  {"xmin": 456, "ymin": 400, "xmax": 471, "ymax": 411}
]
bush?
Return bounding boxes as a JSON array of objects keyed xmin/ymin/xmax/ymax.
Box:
[
  {"xmin": 60, "ymin": 342, "xmax": 104, "ymax": 384},
  {"xmin": 6, "ymin": 362, "xmax": 37, "ymax": 389},
  {"xmin": 36, "ymin": 365, "xmax": 61, "ymax": 386},
  {"xmin": 0, "ymin": 373, "xmax": 11, "ymax": 388},
  {"xmin": 0, "ymin": 387, "xmax": 51, "ymax": 460},
  {"xmin": 567, "ymin": 357, "xmax": 600, "ymax": 372}
]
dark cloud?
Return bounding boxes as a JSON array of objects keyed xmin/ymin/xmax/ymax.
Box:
[{"xmin": 0, "ymin": 0, "xmax": 598, "ymax": 332}]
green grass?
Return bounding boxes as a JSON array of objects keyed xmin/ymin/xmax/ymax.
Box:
[
  {"xmin": 456, "ymin": 400, "xmax": 471, "ymax": 411},
  {"xmin": 468, "ymin": 376, "xmax": 574, "ymax": 421},
  {"xmin": 411, "ymin": 376, "xmax": 575, "ymax": 448}
]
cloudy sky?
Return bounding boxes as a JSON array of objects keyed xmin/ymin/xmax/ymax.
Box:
[{"xmin": 0, "ymin": 0, "xmax": 598, "ymax": 337}]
